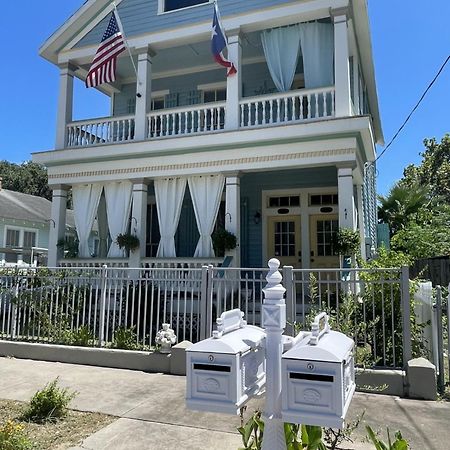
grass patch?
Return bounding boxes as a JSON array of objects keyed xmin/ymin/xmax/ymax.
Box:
[{"xmin": 0, "ymin": 399, "xmax": 115, "ymax": 450}]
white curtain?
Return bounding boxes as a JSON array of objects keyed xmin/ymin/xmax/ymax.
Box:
[
  {"xmin": 155, "ymin": 177, "xmax": 187, "ymax": 257},
  {"xmin": 188, "ymin": 174, "xmax": 225, "ymax": 258},
  {"xmin": 72, "ymin": 184, "xmax": 103, "ymax": 258},
  {"xmin": 298, "ymin": 22, "xmax": 334, "ymax": 89},
  {"xmin": 261, "ymin": 25, "xmax": 302, "ymax": 92},
  {"xmin": 104, "ymin": 181, "xmax": 133, "ymax": 257}
]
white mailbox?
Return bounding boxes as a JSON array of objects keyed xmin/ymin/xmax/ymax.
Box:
[
  {"xmin": 281, "ymin": 313, "xmax": 355, "ymax": 429},
  {"xmin": 186, "ymin": 309, "xmax": 266, "ymax": 415}
]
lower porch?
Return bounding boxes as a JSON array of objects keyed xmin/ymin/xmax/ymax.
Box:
[{"xmin": 49, "ymin": 166, "xmax": 376, "ymax": 270}]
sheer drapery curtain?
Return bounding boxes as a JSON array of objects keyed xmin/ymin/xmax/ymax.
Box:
[
  {"xmin": 188, "ymin": 174, "xmax": 225, "ymax": 258},
  {"xmin": 72, "ymin": 184, "xmax": 103, "ymax": 258},
  {"xmin": 155, "ymin": 177, "xmax": 187, "ymax": 257},
  {"xmin": 298, "ymin": 22, "xmax": 334, "ymax": 89},
  {"xmin": 104, "ymin": 181, "xmax": 133, "ymax": 257},
  {"xmin": 261, "ymin": 25, "xmax": 302, "ymax": 92}
]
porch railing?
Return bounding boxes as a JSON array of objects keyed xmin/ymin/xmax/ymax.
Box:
[
  {"xmin": 66, "ymin": 115, "xmax": 135, "ymax": 148},
  {"xmin": 147, "ymin": 101, "xmax": 226, "ymax": 139},
  {"xmin": 239, "ymin": 86, "xmax": 335, "ymax": 128},
  {"xmin": 0, "ymin": 265, "xmax": 412, "ymax": 369}
]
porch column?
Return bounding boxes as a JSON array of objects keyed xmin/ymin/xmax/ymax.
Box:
[
  {"xmin": 225, "ymin": 175, "xmax": 241, "ymax": 267},
  {"xmin": 356, "ymin": 183, "xmax": 366, "ymax": 259},
  {"xmin": 134, "ymin": 47, "xmax": 153, "ymax": 141},
  {"xmin": 333, "ymin": 9, "xmax": 352, "ymax": 117},
  {"xmin": 225, "ymin": 32, "xmax": 242, "ymax": 131},
  {"xmin": 55, "ymin": 63, "xmax": 75, "ymax": 149},
  {"xmin": 48, "ymin": 185, "xmax": 69, "ymax": 267},
  {"xmin": 337, "ymin": 167, "xmax": 356, "ymax": 230},
  {"xmin": 129, "ymin": 180, "xmax": 149, "ymax": 268}
]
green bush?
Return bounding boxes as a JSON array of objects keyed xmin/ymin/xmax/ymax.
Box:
[
  {"xmin": 366, "ymin": 425, "xmax": 409, "ymax": 450},
  {"xmin": 333, "ymin": 228, "xmax": 361, "ymax": 256},
  {"xmin": 113, "ymin": 326, "xmax": 139, "ymax": 350},
  {"xmin": 0, "ymin": 420, "xmax": 33, "ymax": 450},
  {"xmin": 22, "ymin": 378, "xmax": 77, "ymax": 423},
  {"xmin": 212, "ymin": 228, "xmax": 237, "ymax": 257}
]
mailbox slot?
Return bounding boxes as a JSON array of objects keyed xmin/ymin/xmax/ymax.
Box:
[
  {"xmin": 289, "ymin": 373, "xmax": 334, "ymax": 383},
  {"xmin": 193, "ymin": 363, "xmax": 231, "ymax": 372}
]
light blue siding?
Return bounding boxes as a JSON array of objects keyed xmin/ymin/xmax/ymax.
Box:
[{"xmin": 76, "ymin": 0, "xmax": 301, "ymax": 48}]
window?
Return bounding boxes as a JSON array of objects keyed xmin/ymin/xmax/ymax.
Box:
[
  {"xmin": 316, "ymin": 219, "xmax": 338, "ymax": 256},
  {"xmin": 309, "ymin": 194, "xmax": 338, "ymax": 206},
  {"xmin": 268, "ymin": 196, "xmax": 300, "ymax": 208},
  {"xmin": 274, "ymin": 221, "xmax": 296, "ymax": 257},
  {"xmin": 203, "ymin": 88, "xmax": 226, "ymax": 103},
  {"xmin": 162, "ymin": 0, "xmax": 209, "ymax": 13},
  {"xmin": 4, "ymin": 228, "xmax": 37, "ymax": 264}
]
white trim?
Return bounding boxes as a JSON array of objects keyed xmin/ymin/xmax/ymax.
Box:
[
  {"xmin": 261, "ymin": 187, "xmax": 338, "ymax": 268},
  {"xmin": 197, "ymin": 81, "xmax": 227, "ymax": 91},
  {"xmin": 152, "ymin": 89, "xmax": 170, "ymax": 98},
  {"xmin": 157, "ymin": 0, "xmax": 213, "ymax": 15}
]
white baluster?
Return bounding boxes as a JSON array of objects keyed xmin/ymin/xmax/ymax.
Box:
[
  {"xmin": 322, "ymin": 92, "xmax": 327, "ymax": 117},
  {"xmin": 284, "ymin": 97, "xmax": 288, "ymax": 121},
  {"xmin": 184, "ymin": 111, "xmax": 188, "ymax": 134},
  {"xmin": 331, "ymin": 90, "xmax": 335, "ymax": 116},
  {"xmin": 276, "ymin": 98, "xmax": 281, "ymax": 123},
  {"xmin": 209, "ymin": 108, "xmax": 213, "ymax": 130},
  {"xmin": 240, "ymin": 104, "xmax": 245, "ymax": 127},
  {"xmin": 262, "ymin": 101, "xmax": 266, "ymax": 124},
  {"xmin": 269, "ymin": 100, "xmax": 274, "ymax": 124},
  {"xmin": 307, "ymin": 94, "xmax": 311, "ymax": 119},
  {"xmin": 314, "ymin": 93, "xmax": 319, "ymax": 119},
  {"xmin": 293, "ymin": 96, "xmax": 297, "ymax": 121}
]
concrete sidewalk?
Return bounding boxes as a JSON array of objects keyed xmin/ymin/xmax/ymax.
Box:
[{"xmin": 0, "ymin": 357, "xmax": 449, "ymax": 450}]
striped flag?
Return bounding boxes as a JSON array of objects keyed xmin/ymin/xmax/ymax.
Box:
[
  {"xmin": 86, "ymin": 12, "xmax": 126, "ymax": 88},
  {"xmin": 211, "ymin": 3, "xmax": 236, "ymax": 76}
]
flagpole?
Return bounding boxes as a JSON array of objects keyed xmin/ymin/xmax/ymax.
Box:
[{"xmin": 112, "ymin": 1, "xmax": 141, "ymax": 86}]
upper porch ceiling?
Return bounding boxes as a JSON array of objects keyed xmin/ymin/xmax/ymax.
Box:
[{"xmin": 75, "ymin": 30, "xmax": 265, "ymax": 81}]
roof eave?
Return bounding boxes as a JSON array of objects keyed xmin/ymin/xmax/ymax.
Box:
[{"xmin": 352, "ymin": 0, "xmax": 384, "ymax": 146}]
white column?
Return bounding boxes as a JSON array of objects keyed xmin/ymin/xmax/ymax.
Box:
[
  {"xmin": 134, "ymin": 48, "xmax": 153, "ymax": 141},
  {"xmin": 225, "ymin": 175, "xmax": 240, "ymax": 266},
  {"xmin": 261, "ymin": 258, "xmax": 287, "ymax": 450},
  {"xmin": 356, "ymin": 184, "xmax": 366, "ymax": 259},
  {"xmin": 55, "ymin": 63, "xmax": 75, "ymax": 149},
  {"xmin": 129, "ymin": 181, "xmax": 148, "ymax": 268},
  {"xmin": 300, "ymin": 191, "xmax": 310, "ymax": 269},
  {"xmin": 48, "ymin": 186, "xmax": 69, "ymax": 267},
  {"xmin": 338, "ymin": 167, "xmax": 356, "ymax": 230},
  {"xmin": 333, "ymin": 9, "xmax": 352, "ymax": 117},
  {"xmin": 225, "ymin": 33, "xmax": 242, "ymax": 131}
]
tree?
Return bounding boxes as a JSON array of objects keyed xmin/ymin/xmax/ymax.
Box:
[
  {"xmin": 378, "ymin": 182, "xmax": 430, "ymax": 235},
  {"xmin": 402, "ymin": 134, "xmax": 450, "ymax": 202},
  {"xmin": 0, "ymin": 160, "xmax": 51, "ymax": 200}
]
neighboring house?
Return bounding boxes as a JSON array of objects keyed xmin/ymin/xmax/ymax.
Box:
[
  {"xmin": 34, "ymin": 0, "xmax": 381, "ymax": 269},
  {"xmin": 0, "ymin": 180, "xmax": 78, "ymax": 266}
]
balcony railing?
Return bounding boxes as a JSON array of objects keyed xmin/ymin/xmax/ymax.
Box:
[
  {"xmin": 240, "ymin": 87, "xmax": 335, "ymax": 128},
  {"xmin": 147, "ymin": 101, "xmax": 225, "ymax": 139},
  {"xmin": 66, "ymin": 115, "xmax": 135, "ymax": 147},
  {"xmin": 64, "ymin": 87, "xmax": 335, "ymax": 148}
]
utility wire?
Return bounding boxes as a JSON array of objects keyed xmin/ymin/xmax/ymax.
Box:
[{"xmin": 374, "ymin": 54, "xmax": 450, "ymax": 163}]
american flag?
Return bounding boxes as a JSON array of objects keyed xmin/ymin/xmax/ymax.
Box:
[{"xmin": 86, "ymin": 13, "xmax": 126, "ymax": 88}]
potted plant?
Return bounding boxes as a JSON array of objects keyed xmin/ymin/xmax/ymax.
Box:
[
  {"xmin": 212, "ymin": 228, "xmax": 237, "ymax": 257},
  {"xmin": 333, "ymin": 228, "xmax": 361, "ymax": 268},
  {"xmin": 57, "ymin": 238, "xmax": 79, "ymax": 258},
  {"xmin": 115, "ymin": 233, "xmax": 140, "ymax": 255}
]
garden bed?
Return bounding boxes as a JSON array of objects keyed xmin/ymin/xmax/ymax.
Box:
[{"xmin": 0, "ymin": 399, "xmax": 115, "ymax": 449}]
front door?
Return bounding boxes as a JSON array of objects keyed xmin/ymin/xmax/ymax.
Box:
[
  {"xmin": 309, "ymin": 215, "xmax": 339, "ymax": 269},
  {"xmin": 267, "ymin": 216, "xmax": 301, "ymax": 268}
]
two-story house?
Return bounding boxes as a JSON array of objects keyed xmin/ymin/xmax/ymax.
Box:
[{"xmin": 33, "ymin": 0, "xmax": 382, "ymax": 269}]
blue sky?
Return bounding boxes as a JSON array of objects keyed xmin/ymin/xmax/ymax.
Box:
[{"xmin": 0, "ymin": 1, "xmax": 449, "ymax": 195}]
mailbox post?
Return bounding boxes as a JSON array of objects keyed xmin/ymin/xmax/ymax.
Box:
[{"xmin": 261, "ymin": 258, "xmax": 287, "ymax": 450}]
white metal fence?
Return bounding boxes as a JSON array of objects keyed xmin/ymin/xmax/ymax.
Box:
[{"xmin": 0, "ymin": 265, "xmax": 412, "ymax": 369}]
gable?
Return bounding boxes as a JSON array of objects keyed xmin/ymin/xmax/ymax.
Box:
[{"xmin": 72, "ymin": 0, "xmax": 301, "ymax": 49}]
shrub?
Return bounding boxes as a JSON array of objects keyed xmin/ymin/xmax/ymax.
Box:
[
  {"xmin": 113, "ymin": 326, "xmax": 139, "ymax": 350},
  {"xmin": 0, "ymin": 420, "xmax": 33, "ymax": 450},
  {"xmin": 333, "ymin": 228, "xmax": 361, "ymax": 256},
  {"xmin": 22, "ymin": 378, "xmax": 77, "ymax": 423}
]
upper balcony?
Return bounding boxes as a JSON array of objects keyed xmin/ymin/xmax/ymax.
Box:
[{"xmin": 54, "ymin": 9, "xmax": 380, "ymax": 152}]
